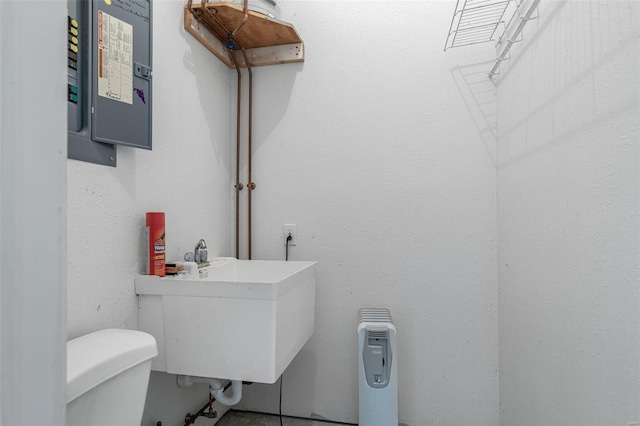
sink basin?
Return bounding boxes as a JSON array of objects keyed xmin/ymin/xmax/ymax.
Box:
[{"xmin": 135, "ymin": 258, "xmax": 317, "ymax": 383}]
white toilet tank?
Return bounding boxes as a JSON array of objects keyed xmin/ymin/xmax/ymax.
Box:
[{"xmin": 66, "ymin": 329, "xmax": 157, "ymax": 426}]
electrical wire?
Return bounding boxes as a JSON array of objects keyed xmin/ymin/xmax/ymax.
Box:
[
  {"xmin": 282, "ymin": 234, "xmax": 292, "ymax": 423},
  {"xmin": 279, "ymin": 374, "xmax": 284, "ymax": 426},
  {"xmin": 285, "ymin": 233, "xmax": 292, "ymax": 261}
]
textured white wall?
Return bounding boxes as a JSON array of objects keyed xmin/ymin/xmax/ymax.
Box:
[
  {"xmin": 60, "ymin": 0, "xmax": 640, "ymax": 424},
  {"xmin": 66, "ymin": 1, "xmax": 234, "ymax": 424},
  {"xmin": 496, "ymin": 1, "xmax": 640, "ymax": 425},
  {"xmin": 68, "ymin": 1, "xmax": 499, "ymax": 424},
  {"xmin": 234, "ymin": 1, "xmax": 499, "ymax": 425}
]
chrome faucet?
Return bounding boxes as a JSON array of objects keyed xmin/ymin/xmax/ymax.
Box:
[{"xmin": 194, "ymin": 239, "xmax": 207, "ymax": 263}]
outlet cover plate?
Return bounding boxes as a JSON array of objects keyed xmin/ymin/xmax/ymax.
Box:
[{"xmin": 283, "ymin": 224, "xmax": 297, "ymax": 246}]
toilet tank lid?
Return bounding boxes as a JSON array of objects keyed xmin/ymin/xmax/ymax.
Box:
[{"xmin": 66, "ymin": 329, "xmax": 158, "ymax": 403}]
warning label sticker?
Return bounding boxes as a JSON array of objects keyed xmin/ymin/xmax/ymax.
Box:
[{"xmin": 97, "ymin": 10, "xmax": 133, "ymax": 104}]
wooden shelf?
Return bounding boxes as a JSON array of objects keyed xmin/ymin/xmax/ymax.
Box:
[{"xmin": 184, "ymin": 2, "xmax": 304, "ymax": 68}]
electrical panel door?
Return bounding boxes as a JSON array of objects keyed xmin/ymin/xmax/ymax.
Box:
[{"xmin": 67, "ymin": 0, "xmax": 152, "ymax": 166}]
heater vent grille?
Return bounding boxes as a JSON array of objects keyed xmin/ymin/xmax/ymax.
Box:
[
  {"xmin": 358, "ymin": 308, "xmax": 392, "ymax": 324},
  {"xmin": 367, "ymin": 330, "xmax": 388, "ymax": 339}
]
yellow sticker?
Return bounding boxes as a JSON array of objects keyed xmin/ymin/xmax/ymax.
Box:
[
  {"xmin": 70, "ymin": 44, "xmax": 78, "ymax": 53},
  {"xmin": 70, "ymin": 19, "xmax": 78, "ymax": 28},
  {"xmin": 70, "ymin": 28, "xmax": 78, "ymax": 36},
  {"xmin": 71, "ymin": 36, "xmax": 79, "ymax": 45},
  {"xmin": 105, "ymin": 0, "xmax": 111, "ymax": 5}
]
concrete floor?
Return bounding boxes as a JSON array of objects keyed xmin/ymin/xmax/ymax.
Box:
[{"xmin": 215, "ymin": 410, "xmax": 350, "ymax": 426}]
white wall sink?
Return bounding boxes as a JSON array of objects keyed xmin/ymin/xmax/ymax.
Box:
[{"xmin": 135, "ymin": 258, "xmax": 317, "ymax": 384}]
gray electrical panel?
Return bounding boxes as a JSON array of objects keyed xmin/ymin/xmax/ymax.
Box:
[{"xmin": 67, "ymin": 0, "xmax": 152, "ymax": 166}]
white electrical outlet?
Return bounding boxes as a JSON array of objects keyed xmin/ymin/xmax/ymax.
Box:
[{"xmin": 283, "ymin": 224, "xmax": 297, "ymax": 246}]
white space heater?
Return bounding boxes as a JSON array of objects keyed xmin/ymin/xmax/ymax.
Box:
[{"xmin": 358, "ymin": 308, "xmax": 398, "ymax": 426}]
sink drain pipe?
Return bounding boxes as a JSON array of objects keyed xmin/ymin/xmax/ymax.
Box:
[{"xmin": 177, "ymin": 375, "xmax": 243, "ymax": 406}]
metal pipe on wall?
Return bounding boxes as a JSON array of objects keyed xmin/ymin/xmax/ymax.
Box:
[
  {"xmin": 232, "ymin": 0, "xmax": 250, "ymax": 36},
  {"xmin": 182, "ymin": 381, "xmax": 233, "ymax": 426},
  {"xmin": 241, "ymin": 48, "xmax": 254, "ymax": 259},
  {"xmin": 230, "ymin": 50, "xmax": 243, "ymax": 259},
  {"xmin": 187, "ymin": 1, "xmax": 254, "ymax": 259}
]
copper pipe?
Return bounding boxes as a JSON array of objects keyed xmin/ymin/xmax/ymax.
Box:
[
  {"xmin": 188, "ymin": 2, "xmax": 227, "ymax": 46},
  {"xmin": 188, "ymin": 0, "xmax": 232, "ymax": 45},
  {"xmin": 183, "ymin": 382, "xmax": 233, "ymax": 426},
  {"xmin": 241, "ymin": 48, "xmax": 253, "ymax": 259},
  {"xmin": 200, "ymin": 0, "xmax": 217, "ymax": 21},
  {"xmin": 231, "ymin": 18, "xmax": 247, "ymax": 36},
  {"xmin": 230, "ymin": 51, "xmax": 242, "ymax": 259},
  {"xmin": 190, "ymin": 0, "xmax": 249, "ymax": 260},
  {"xmin": 183, "ymin": 394, "xmax": 213, "ymax": 426},
  {"xmin": 200, "ymin": 13, "xmax": 225, "ymax": 44},
  {"xmin": 232, "ymin": 0, "xmax": 249, "ymax": 36},
  {"xmin": 212, "ymin": 12, "xmax": 231, "ymax": 37}
]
